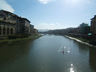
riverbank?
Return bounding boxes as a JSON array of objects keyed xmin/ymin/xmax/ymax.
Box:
[
  {"xmin": 65, "ymin": 35, "xmax": 96, "ymax": 47},
  {"xmin": 0, "ymin": 34, "xmax": 41, "ymax": 45}
]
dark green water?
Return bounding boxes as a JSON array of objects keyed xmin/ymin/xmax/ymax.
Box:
[{"xmin": 0, "ymin": 35, "xmax": 96, "ymax": 72}]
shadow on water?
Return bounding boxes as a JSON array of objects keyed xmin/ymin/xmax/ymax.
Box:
[
  {"xmin": 89, "ymin": 47, "xmax": 96, "ymax": 71},
  {"xmin": 75, "ymin": 41, "xmax": 89, "ymax": 53},
  {"xmin": 73, "ymin": 40, "xmax": 96, "ymax": 71},
  {"xmin": 0, "ymin": 40, "xmax": 33, "ymax": 65}
]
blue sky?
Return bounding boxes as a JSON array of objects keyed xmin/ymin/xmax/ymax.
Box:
[{"xmin": 0, "ymin": 0, "xmax": 96, "ymax": 29}]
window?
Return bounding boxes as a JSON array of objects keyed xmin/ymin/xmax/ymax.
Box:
[
  {"xmin": 7, "ymin": 28, "xmax": 9, "ymax": 35},
  {"xmin": 3, "ymin": 27, "xmax": 5, "ymax": 35},
  {"xmin": 10, "ymin": 28, "xmax": 13, "ymax": 34},
  {"xmin": 0, "ymin": 26, "xmax": 1, "ymax": 35}
]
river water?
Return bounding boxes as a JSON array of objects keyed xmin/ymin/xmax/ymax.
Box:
[{"xmin": 0, "ymin": 35, "xmax": 96, "ymax": 72}]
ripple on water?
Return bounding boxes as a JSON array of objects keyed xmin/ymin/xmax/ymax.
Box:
[{"xmin": 70, "ymin": 64, "xmax": 75, "ymax": 72}]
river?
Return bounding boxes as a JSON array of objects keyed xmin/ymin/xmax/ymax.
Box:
[{"xmin": 0, "ymin": 35, "xmax": 96, "ymax": 72}]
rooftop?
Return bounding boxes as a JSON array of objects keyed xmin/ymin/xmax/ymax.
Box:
[{"xmin": 0, "ymin": 10, "xmax": 30, "ymax": 23}]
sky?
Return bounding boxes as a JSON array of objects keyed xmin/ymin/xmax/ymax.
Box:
[{"xmin": 0, "ymin": 0, "xmax": 96, "ymax": 30}]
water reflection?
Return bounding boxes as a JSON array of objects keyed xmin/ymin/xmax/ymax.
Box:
[
  {"xmin": 57, "ymin": 45, "xmax": 72, "ymax": 55},
  {"xmin": 67, "ymin": 50, "xmax": 71, "ymax": 54},
  {"xmin": 89, "ymin": 47, "xmax": 96, "ymax": 70},
  {"xmin": 72, "ymin": 40, "xmax": 96, "ymax": 72},
  {"xmin": 0, "ymin": 35, "xmax": 96, "ymax": 72},
  {"xmin": 70, "ymin": 64, "xmax": 75, "ymax": 72},
  {"xmin": 0, "ymin": 41, "xmax": 31, "ymax": 64}
]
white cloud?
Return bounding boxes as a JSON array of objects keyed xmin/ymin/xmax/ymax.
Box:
[
  {"xmin": 35, "ymin": 22, "xmax": 65, "ymax": 30},
  {"xmin": 38, "ymin": 0, "xmax": 54, "ymax": 4},
  {"xmin": 0, "ymin": 0, "xmax": 15, "ymax": 13},
  {"xmin": 64, "ymin": 0, "xmax": 92, "ymax": 7}
]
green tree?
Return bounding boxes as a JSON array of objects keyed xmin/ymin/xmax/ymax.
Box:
[{"xmin": 79, "ymin": 23, "xmax": 90, "ymax": 34}]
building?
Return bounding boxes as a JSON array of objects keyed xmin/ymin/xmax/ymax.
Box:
[
  {"xmin": 91, "ymin": 15, "xmax": 96, "ymax": 35},
  {"xmin": 30, "ymin": 25, "xmax": 34, "ymax": 34},
  {"xmin": 33, "ymin": 29, "xmax": 38, "ymax": 34},
  {"xmin": 0, "ymin": 10, "xmax": 16, "ymax": 36},
  {"xmin": 0, "ymin": 10, "xmax": 35, "ymax": 37},
  {"xmin": 22, "ymin": 18, "xmax": 31, "ymax": 34},
  {"xmin": 16, "ymin": 17, "xmax": 31, "ymax": 34}
]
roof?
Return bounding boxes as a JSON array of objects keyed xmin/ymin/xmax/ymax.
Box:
[
  {"xmin": 0, "ymin": 10, "xmax": 30, "ymax": 23},
  {"xmin": 22, "ymin": 18, "xmax": 30, "ymax": 23},
  {"xmin": 91, "ymin": 15, "xmax": 96, "ymax": 20}
]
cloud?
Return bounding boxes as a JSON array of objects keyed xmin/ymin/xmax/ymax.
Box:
[
  {"xmin": 35, "ymin": 22, "xmax": 65, "ymax": 30},
  {"xmin": 64, "ymin": 0, "xmax": 92, "ymax": 7},
  {"xmin": 0, "ymin": 0, "xmax": 15, "ymax": 13},
  {"xmin": 38, "ymin": 0, "xmax": 54, "ymax": 4}
]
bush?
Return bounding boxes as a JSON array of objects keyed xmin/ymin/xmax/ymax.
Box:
[{"xmin": 8, "ymin": 34, "xmax": 30, "ymax": 39}]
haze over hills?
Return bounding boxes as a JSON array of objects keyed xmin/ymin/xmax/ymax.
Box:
[{"xmin": 38, "ymin": 29, "xmax": 50, "ymax": 32}]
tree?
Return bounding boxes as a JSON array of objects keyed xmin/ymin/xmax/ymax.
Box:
[{"xmin": 79, "ymin": 23, "xmax": 90, "ymax": 34}]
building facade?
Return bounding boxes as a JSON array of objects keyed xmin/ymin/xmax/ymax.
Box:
[
  {"xmin": 0, "ymin": 10, "xmax": 35, "ymax": 37},
  {"xmin": 91, "ymin": 15, "xmax": 96, "ymax": 35},
  {"xmin": 30, "ymin": 25, "xmax": 34, "ymax": 34},
  {"xmin": 0, "ymin": 10, "xmax": 16, "ymax": 36}
]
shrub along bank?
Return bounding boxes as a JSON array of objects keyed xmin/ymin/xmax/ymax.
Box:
[{"xmin": 0, "ymin": 34, "xmax": 41, "ymax": 44}]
